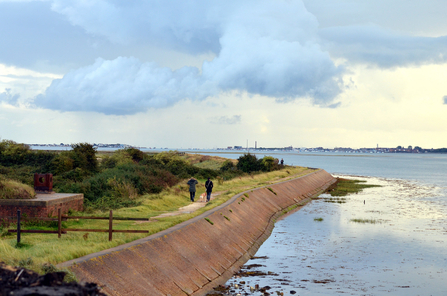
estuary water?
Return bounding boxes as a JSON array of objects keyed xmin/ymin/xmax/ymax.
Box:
[{"xmin": 195, "ymin": 151, "xmax": 447, "ymax": 296}]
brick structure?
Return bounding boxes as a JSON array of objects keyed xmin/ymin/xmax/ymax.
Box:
[{"xmin": 0, "ymin": 193, "xmax": 84, "ymax": 219}]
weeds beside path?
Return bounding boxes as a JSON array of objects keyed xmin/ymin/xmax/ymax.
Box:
[{"xmin": 0, "ymin": 166, "xmax": 316, "ymax": 276}]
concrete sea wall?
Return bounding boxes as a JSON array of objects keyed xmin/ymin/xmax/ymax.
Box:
[{"xmin": 59, "ymin": 169, "xmax": 336, "ymax": 296}]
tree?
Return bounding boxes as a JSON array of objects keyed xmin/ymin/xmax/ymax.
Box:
[
  {"xmin": 0, "ymin": 140, "xmax": 30, "ymax": 166},
  {"xmin": 71, "ymin": 143, "xmax": 98, "ymax": 173},
  {"xmin": 236, "ymin": 153, "xmax": 260, "ymax": 173}
]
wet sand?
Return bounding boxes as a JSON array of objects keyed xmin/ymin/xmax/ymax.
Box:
[{"xmin": 213, "ymin": 176, "xmax": 447, "ymax": 295}]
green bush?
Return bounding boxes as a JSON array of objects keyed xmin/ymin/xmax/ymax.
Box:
[
  {"xmin": 236, "ymin": 153, "xmax": 260, "ymax": 173},
  {"xmin": 55, "ymin": 163, "xmax": 178, "ymax": 202},
  {"xmin": 0, "ymin": 140, "xmax": 56, "ymax": 169},
  {"xmin": 99, "ymin": 149, "xmax": 133, "ymax": 169},
  {"xmin": 259, "ymin": 156, "xmax": 280, "ymax": 172},
  {"xmin": 125, "ymin": 148, "xmax": 145, "ymax": 162},
  {"xmin": 220, "ymin": 160, "xmax": 235, "ymax": 171}
]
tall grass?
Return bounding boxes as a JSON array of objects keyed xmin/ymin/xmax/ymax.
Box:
[{"xmin": 0, "ymin": 179, "xmax": 36, "ymax": 199}]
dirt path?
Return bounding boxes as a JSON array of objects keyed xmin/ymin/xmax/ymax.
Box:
[
  {"xmin": 149, "ymin": 192, "xmax": 222, "ymax": 220},
  {"xmin": 147, "ymin": 168, "xmax": 316, "ymax": 221}
]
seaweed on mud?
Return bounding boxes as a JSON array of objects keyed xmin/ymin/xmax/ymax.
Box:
[
  {"xmin": 245, "ymin": 264, "xmax": 264, "ymax": 269},
  {"xmin": 312, "ymin": 279, "xmax": 335, "ymax": 284},
  {"xmin": 251, "ymin": 256, "xmax": 269, "ymax": 260},
  {"xmin": 235, "ymin": 270, "xmax": 269, "ymax": 277}
]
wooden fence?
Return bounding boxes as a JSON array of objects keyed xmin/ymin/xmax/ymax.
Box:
[{"xmin": 8, "ymin": 209, "xmax": 149, "ymax": 244}]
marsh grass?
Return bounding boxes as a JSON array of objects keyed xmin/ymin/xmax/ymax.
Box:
[
  {"xmin": 314, "ymin": 217, "xmax": 324, "ymax": 222},
  {"xmin": 350, "ymin": 218, "xmax": 380, "ymax": 224},
  {"xmin": 328, "ymin": 178, "xmax": 381, "ymax": 197},
  {"xmin": 0, "ymin": 166, "xmax": 312, "ymax": 275},
  {"xmin": 323, "ymin": 197, "xmax": 347, "ymax": 204}
]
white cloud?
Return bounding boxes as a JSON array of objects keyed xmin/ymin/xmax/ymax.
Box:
[
  {"xmin": 35, "ymin": 57, "xmax": 215, "ymax": 115},
  {"xmin": 34, "ymin": 0, "xmax": 343, "ymax": 115}
]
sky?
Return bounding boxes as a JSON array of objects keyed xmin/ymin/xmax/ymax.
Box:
[{"xmin": 1, "ymin": 0, "xmax": 447, "ymax": 149}]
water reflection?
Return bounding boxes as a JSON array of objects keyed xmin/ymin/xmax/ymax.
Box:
[{"xmin": 216, "ymin": 176, "xmax": 447, "ymax": 296}]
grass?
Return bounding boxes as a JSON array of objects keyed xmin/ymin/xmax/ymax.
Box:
[
  {"xmin": 0, "ymin": 165, "xmax": 315, "ymax": 275},
  {"xmin": 267, "ymin": 187, "xmax": 277, "ymax": 195},
  {"xmin": 0, "ymin": 179, "xmax": 36, "ymax": 199},
  {"xmin": 181, "ymin": 153, "xmax": 234, "ymax": 170},
  {"xmin": 281, "ymin": 204, "xmax": 299, "ymax": 215},
  {"xmin": 314, "ymin": 217, "xmax": 324, "ymax": 222},
  {"xmin": 327, "ymin": 178, "xmax": 381, "ymax": 197}
]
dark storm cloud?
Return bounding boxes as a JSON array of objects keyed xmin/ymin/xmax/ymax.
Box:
[{"xmin": 320, "ymin": 25, "xmax": 447, "ymax": 68}]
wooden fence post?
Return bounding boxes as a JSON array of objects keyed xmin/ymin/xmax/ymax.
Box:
[
  {"xmin": 17, "ymin": 209, "xmax": 21, "ymax": 244},
  {"xmin": 58, "ymin": 208, "xmax": 62, "ymax": 238},
  {"xmin": 109, "ymin": 210, "xmax": 113, "ymax": 241}
]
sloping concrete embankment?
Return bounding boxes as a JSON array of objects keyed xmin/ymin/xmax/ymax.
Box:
[{"xmin": 59, "ymin": 169, "xmax": 336, "ymax": 296}]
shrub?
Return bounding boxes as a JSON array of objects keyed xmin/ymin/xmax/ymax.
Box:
[
  {"xmin": 220, "ymin": 159, "xmax": 235, "ymax": 171},
  {"xmin": 259, "ymin": 156, "xmax": 279, "ymax": 172},
  {"xmin": 125, "ymin": 148, "xmax": 145, "ymax": 162},
  {"xmin": 107, "ymin": 177, "xmax": 138, "ymax": 200},
  {"xmin": 50, "ymin": 151, "xmax": 75, "ymax": 175},
  {"xmin": 71, "ymin": 143, "xmax": 98, "ymax": 173},
  {"xmin": 0, "ymin": 140, "xmax": 56, "ymax": 168},
  {"xmin": 55, "ymin": 163, "xmax": 178, "ymax": 202},
  {"xmin": 0, "ymin": 140, "xmax": 30, "ymax": 166},
  {"xmin": 236, "ymin": 153, "xmax": 260, "ymax": 173},
  {"xmin": 99, "ymin": 149, "xmax": 133, "ymax": 169}
]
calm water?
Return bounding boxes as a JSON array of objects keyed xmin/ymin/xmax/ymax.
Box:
[{"xmin": 196, "ymin": 151, "xmax": 447, "ymax": 296}]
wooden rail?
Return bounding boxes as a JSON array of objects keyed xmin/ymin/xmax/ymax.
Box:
[{"xmin": 8, "ymin": 209, "xmax": 149, "ymax": 244}]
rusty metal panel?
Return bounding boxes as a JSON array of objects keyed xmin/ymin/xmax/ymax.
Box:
[{"xmin": 34, "ymin": 173, "xmax": 53, "ymax": 192}]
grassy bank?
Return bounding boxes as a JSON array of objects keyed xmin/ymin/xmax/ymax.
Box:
[{"xmin": 0, "ymin": 166, "xmax": 314, "ymax": 275}]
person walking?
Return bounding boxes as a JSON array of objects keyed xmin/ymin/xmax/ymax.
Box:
[
  {"xmin": 205, "ymin": 177, "xmax": 214, "ymax": 202},
  {"xmin": 187, "ymin": 177, "xmax": 198, "ymax": 202}
]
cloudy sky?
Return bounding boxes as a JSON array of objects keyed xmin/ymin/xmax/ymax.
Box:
[{"xmin": 1, "ymin": 0, "xmax": 446, "ymax": 149}]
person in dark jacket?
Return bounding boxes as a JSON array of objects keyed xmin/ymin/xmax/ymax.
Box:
[
  {"xmin": 205, "ymin": 177, "xmax": 213, "ymax": 202},
  {"xmin": 187, "ymin": 177, "xmax": 198, "ymax": 202}
]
